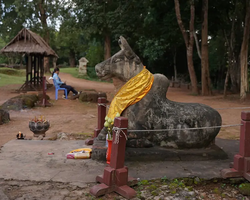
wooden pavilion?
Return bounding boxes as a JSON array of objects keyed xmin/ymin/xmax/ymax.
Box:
[{"xmin": 0, "ymin": 28, "xmax": 58, "ymax": 92}]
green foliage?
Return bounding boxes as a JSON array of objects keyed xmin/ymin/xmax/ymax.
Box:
[
  {"xmin": 138, "ymin": 180, "xmax": 149, "ymax": 186},
  {"xmin": 212, "ymin": 187, "xmax": 220, "ymax": 194},
  {"xmin": 0, "ymin": 0, "xmax": 25, "ymax": 42},
  {"xmin": 0, "ymin": 37, "xmax": 8, "ymax": 63},
  {"xmin": 238, "ymin": 183, "xmax": 250, "ymax": 196},
  {"xmin": 0, "ymin": 0, "xmax": 250, "ymax": 92},
  {"xmin": 85, "ymin": 40, "xmax": 104, "ymax": 68},
  {"xmin": 161, "ymin": 176, "xmax": 168, "ymax": 183},
  {"xmin": 137, "ymin": 37, "xmax": 167, "ymax": 62},
  {"xmin": 87, "ymin": 67, "xmax": 98, "ymax": 79},
  {"xmin": 147, "ymin": 184, "xmax": 157, "ymax": 191},
  {"xmin": 56, "ymin": 8, "xmax": 88, "ymax": 67}
]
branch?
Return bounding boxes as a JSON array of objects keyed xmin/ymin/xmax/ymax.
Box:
[
  {"xmin": 193, "ymin": 31, "xmax": 201, "ymax": 59},
  {"xmin": 189, "ymin": 0, "xmax": 195, "ymax": 47},
  {"xmin": 174, "ymin": 0, "xmax": 189, "ymax": 47}
]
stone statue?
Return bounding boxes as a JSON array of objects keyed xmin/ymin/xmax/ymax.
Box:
[{"xmin": 95, "ymin": 36, "xmax": 222, "ymax": 149}]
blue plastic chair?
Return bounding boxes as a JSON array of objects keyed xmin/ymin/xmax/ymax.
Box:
[{"xmin": 53, "ymin": 79, "xmax": 68, "ymax": 100}]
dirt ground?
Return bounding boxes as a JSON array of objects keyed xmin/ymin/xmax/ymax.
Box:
[{"xmin": 1, "ymin": 72, "xmax": 249, "ymax": 148}]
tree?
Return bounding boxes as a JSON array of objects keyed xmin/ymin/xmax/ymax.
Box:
[
  {"xmin": 12, "ymin": 0, "xmax": 63, "ymax": 72},
  {"xmin": 220, "ymin": 0, "xmax": 243, "ymax": 95},
  {"xmin": 240, "ymin": 0, "xmax": 250, "ymax": 100},
  {"xmin": 73, "ymin": 0, "xmax": 119, "ymax": 60},
  {"xmin": 174, "ymin": 0, "xmax": 198, "ymax": 94},
  {"xmin": 56, "ymin": 6, "xmax": 88, "ymax": 68},
  {"xmin": 201, "ymin": 0, "xmax": 211, "ymax": 95},
  {"xmin": 0, "ymin": 0, "xmax": 26, "ymax": 43}
]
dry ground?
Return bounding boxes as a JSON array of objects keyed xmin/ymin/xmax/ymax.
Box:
[{"xmin": 0, "ymin": 72, "xmax": 249, "ymax": 147}]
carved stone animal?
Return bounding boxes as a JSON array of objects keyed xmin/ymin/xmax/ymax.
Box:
[{"xmin": 95, "ymin": 36, "xmax": 222, "ymax": 149}]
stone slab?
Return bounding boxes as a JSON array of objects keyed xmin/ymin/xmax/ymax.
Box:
[{"xmin": 0, "ymin": 138, "xmax": 240, "ymax": 186}]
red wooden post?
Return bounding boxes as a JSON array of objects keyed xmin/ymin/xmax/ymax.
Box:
[
  {"xmin": 90, "ymin": 117, "xmax": 137, "ymax": 199},
  {"xmin": 85, "ymin": 97, "xmax": 106, "ymax": 145},
  {"xmin": 221, "ymin": 111, "xmax": 250, "ymax": 180},
  {"xmin": 37, "ymin": 77, "xmax": 51, "ymax": 107},
  {"xmin": 95, "ymin": 97, "xmax": 107, "ymax": 138}
]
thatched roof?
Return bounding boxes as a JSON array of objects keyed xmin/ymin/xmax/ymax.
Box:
[{"xmin": 0, "ymin": 28, "xmax": 58, "ymax": 58}]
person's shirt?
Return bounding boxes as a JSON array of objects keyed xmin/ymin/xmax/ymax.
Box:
[{"xmin": 53, "ymin": 73, "xmax": 64, "ymax": 88}]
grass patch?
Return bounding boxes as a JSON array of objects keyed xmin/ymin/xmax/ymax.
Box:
[
  {"xmin": 0, "ymin": 68, "xmax": 26, "ymax": 76},
  {"xmin": 60, "ymin": 67, "xmax": 111, "ymax": 82},
  {"xmin": 0, "ymin": 68, "xmax": 26, "ymax": 87}
]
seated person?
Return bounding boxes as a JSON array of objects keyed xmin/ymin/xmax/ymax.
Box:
[{"xmin": 52, "ymin": 67, "xmax": 81, "ymax": 99}]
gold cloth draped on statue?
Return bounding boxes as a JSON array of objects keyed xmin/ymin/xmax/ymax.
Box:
[{"xmin": 107, "ymin": 67, "xmax": 154, "ymax": 120}]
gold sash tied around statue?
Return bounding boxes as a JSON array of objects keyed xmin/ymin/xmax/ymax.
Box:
[{"xmin": 107, "ymin": 67, "xmax": 154, "ymax": 120}]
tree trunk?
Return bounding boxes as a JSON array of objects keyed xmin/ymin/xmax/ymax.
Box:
[
  {"xmin": 193, "ymin": 31, "xmax": 201, "ymax": 59},
  {"xmin": 104, "ymin": 34, "xmax": 111, "ymax": 60},
  {"xmin": 53, "ymin": 57, "xmax": 57, "ymax": 69},
  {"xmin": 43, "ymin": 57, "xmax": 50, "ymax": 74},
  {"xmin": 38, "ymin": 0, "xmax": 50, "ymax": 73},
  {"xmin": 240, "ymin": 0, "xmax": 250, "ymax": 100},
  {"xmin": 223, "ymin": 68, "xmax": 230, "ymax": 97},
  {"xmin": 223, "ymin": 1, "xmax": 240, "ymax": 95},
  {"xmin": 201, "ymin": 0, "xmax": 211, "ymax": 95},
  {"xmin": 69, "ymin": 50, "xmax": 76, "ymax": 68},
  {"xmin": 174, "ymin": 0, "xmax": 198, "ymax": 94},
  {"xmin": 173, "ymin": 47, "xmax": 177, "ymax": 81}
]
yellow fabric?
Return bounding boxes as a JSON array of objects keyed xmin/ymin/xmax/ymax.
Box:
[{"xmin": 107, "ymin": 67, "xmax": 154, "ymax": 120}]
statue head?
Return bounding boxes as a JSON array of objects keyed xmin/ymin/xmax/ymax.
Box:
[{"xmin": 95, "ymin": 36, "xmax": 144, "ymax": 83}]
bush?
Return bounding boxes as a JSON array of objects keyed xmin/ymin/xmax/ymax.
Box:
[
  {"xmin": 239, "ymin": 183, "xmax": 250, "ymax": 196},
  {"xmin": 87, "ymin": 67, "xmax": 98, "ymax": 79},
  {"xmin": 85, "ymin": 40, "xmax": 104, "ymax": 68},
  {"xmin": 0, "ymin": 68, "xmax": 26, "ymax": 76}
]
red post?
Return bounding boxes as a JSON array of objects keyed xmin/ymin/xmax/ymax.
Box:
[
  {"xmin": 95, "ymin": 97, "xmax": 107, "ymax": 137},
  {"xmin": 85, "ymin": 97, "xmax": 106, "ymax": 145},
  {"xmin": 221, "ymin": 111, "xmax": 250, "ymax": 180},
  {"xmin": 90, "ymin": 117, "xmax": 137, "ymax": 199},
  {"xmin": 37, "ymin": 77, "xmax": 51, "ymax": 107}
]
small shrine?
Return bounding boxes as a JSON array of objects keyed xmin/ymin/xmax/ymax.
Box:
[
  {"xmin": 0, "ymin": 28, "xmax": 58, "ymax": 92},
  {"xmin": 78, "ymin": 57, "xmax": 89, "ymax": 75}
]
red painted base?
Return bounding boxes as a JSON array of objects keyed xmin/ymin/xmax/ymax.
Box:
[
  {"xmin": 90, "ymin": 166, "xmax": 137, "ymax": 199},
  {"xmin": 221, "ymin": 168, "xmax": 242, "ymax": 178},
  {"xmin": 221, "ymin": 154, "xmax": 250, "ymax": 181}
]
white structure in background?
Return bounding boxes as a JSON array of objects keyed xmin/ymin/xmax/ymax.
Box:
[{"xmin": 78, "ymin": 57, "xmax": 89, "ymax": 75}]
